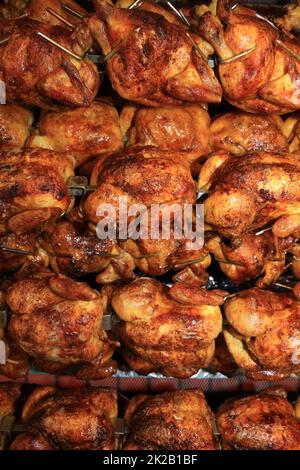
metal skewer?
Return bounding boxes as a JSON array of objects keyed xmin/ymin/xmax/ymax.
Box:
[
  {"xmin": 36, "ymin": 31, "xmax": 83, "ymax": 60},
  {"xmin": 255, "ymin": 226, "xmax": 273, "ymax": 236},
  {"xmin": 276, "ymin": 40, "xmax": 300, "ymax": 63},
  {"xmin": 61, "ymin": 3, "xmax": 85, "ymax": 19},
  {"xmin": 46, "ymin": 7, "xmax": 75, "ymax": 29},
  {"xmin": 128, "ymin": 0, "xmax": 143, "ymax": 9},
  {"xmin": 0, "ymin": 37, "xmax": 9, "ymax": 46},
  {"xmin": 219, "ymin": 45, "xmax": 256, "ymax": 64}
]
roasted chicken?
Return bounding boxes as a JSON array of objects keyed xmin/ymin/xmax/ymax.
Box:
[
  {"xmin": 275, "ymin": 1, "xmax": 300, "ymax": 33},
  {"xmin": 124, "ymin": 389, "xmax": 217, "ymax": 450},
  {"xmin": 210, "ymin": 112, "xmax": 288, "ymax": 155},
  {"xmin": 6, "ymin": 269, "xmax": 118, "ymax": 378},
  {"xmin": 0, "ymin": 104, "xmax": 33, "ymax": 152},
  {"xmin": 121, "ymin": 103, "xmax": 211, "ymax": 175},
  {"xmin": 223, "ymin": 288, "xmax": 300, "ymax": 380},
  {"xmin": 196, "ymin": 0, "xmax": 300, "ymax": 114},
  {"xmin": 217, "ymin": 387, "xmax": 300, "ymax": 450},
  {"xmin": 0, "ymin": 149, "xmax": 74, "ymax": 236},
  {"xmin": 84, "ymin": 145, "xmax": 210, "ymax": 281},
  {"xmin": 111, "ymin": 278, "xmax": 226, "ymax": 377},
  {"xmin": 88, "ymin": 0, "xmax": 222, "ymax": 106},
  {"xmin": 198, "ymin": 151, "xmax": 300, "ymax": 239},
  {"xmin": 0, "ymin": 18, "xmax": 99, "ymax": 109},
  {"xmin": 27, "ymin": 100, "xmax": 124, "ymax": 167},
  {"xmin": 41, "ymin": 218, "xmax": 136, "ymax": 282},
  {"xmin": 10, "ymin": 387, "xmax": 118, "ymax": 450},
  {"xmin": 206, "ymin": 232, "xmax": 293, "ymax": 287}
]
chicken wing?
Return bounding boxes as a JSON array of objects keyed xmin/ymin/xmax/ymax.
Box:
[{"xmin": 0, "ymin": 104, "xmax": 33, "ymax": 152}]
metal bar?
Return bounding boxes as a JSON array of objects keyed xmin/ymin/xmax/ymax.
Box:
[
  {"xmin": 255, "ymin": 226, "xmax": 273, "ymax": 236},
  {"xmin": 276, "ymin": 40, "xmax": 300, "ymax": 63},
  {"xmin": 0, "ymin": 37, "xmax": 9, "ymax": 46},
  {"xmin": 61, "ymin": 3, "xmax": 84, "ymax": 19},
  {"xmin": 46, "ymin": 7, "xmax": 75, "ymax": 29},
  {"xmin": 36, "ymin": 31, "xmax": 83, "ymax": 61},
  {"xmin": 128, "ymin": 0, "xmax": 143, "ymax": 9},
  {"xmin": 219, "ymin": 45, "xmax": 256, "ymax": 64}
]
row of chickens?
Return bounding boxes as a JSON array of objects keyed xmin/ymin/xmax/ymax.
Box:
[
  {"xmin": 0, "ymin": 266, "xmax": 299, "ymax": 380},
  {"xmin": 1, "ymin": 383, "xmax": 300, "ymax": 450},
  {"xmin": 2, "ymin": 102, "xmax": 300, "ymax": 288},
  {"xmin": 1, "ymin": 0, "xmax": 300, "ymax": 114}
]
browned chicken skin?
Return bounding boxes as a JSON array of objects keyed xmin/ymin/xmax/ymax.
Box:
[
  {"xmin": 0, "ymin": 104, "xmax": 33, "ymax": 152},
  {"xmin": 88, "ymin": 0, "xmax": 222, "ymax": 106},
  {"xmin": 223, "ymin": 288, "xmax": 300, "ymax": 379},
  {"xmin": 198, "ymin": 151, "xmax": 300, "ymax": 239},
  {"xmin": 111, "ymin": 278, "xmax": 226, "ymax": 377},
  {"xmin": 0, "ymin": 148, "xmax": 74, "ymax": 236},
  {"xmin": 124, "ymin": 389, "xmax": 217, "ymax": 450},
  {"xmin": 206, "ymin": 232, "xmax": 294, "ymax": 287},
  {"xmin": 10, "ymin": 387, "xmax": 118, "ymax": 450},
  {"xmin": 217, "ymin": 388, "xmax": 300, "ymax": 449},
  {"xmin": 121, "ymin": 103, "xmax": 211, "ymax": 176},
  {"xmin": 0, "ymin": 18, "xmax": 99, "ymax": 109},
  {"xmin": 27, "ymin": 100, "xmax": 124, "ymax": 167},
  {"xmin": 0, "ymin": 0, "xmax": 87, "ymax": 26},
  {"xmin": 84, "ymin": 145, "xmax": 209, "ymax": 280},
  {"xmin": 6, "ymin": 270, "xmax": 118, "ymax": 378},
  {"xmin": 210, "ymin": 112, "xmax": 288, "ymax": 155},
  {"xmin": 196, "ymin": 0, "xmax": 300, "ymax": 114}
]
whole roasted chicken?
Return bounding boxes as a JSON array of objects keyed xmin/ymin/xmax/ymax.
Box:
[
  {"xmin": 88, "ymin": 0, "xmax": 222, "ymax": 106},
  {"xmin": 10, "ymin": 387, "xmax": 118, "ymax": 450},
  {"xmin": 27, "ymin": 100, "xmax": 124, "ymax": 168},
  {"xmin": 217, "ymin": 388, "xmax": 300, "ymax": 449},
  {"xmin": 0, "ymin": 149, "xmax": 74, "ymax": 236},
  {"xmin": 111, "ymin": 278, "xmax": 225, "ymax": 377},
  {"xmin": 84, "ymin": 145, "xmax": 210, "ymax": 281},
  {"xmin": 206, "ymin": 232, "xmax": 293, "ymax": 287},
  {"xmin": 196, "ymin": 0, "xmax": 300, "ymax": 114},
  {"xmin": 121, "ymin": 103, "xmax": 211, "ymax": 175},
  {"xmin": 0, "ymin": 104, "xmax": 33, "ymax": 152},
  {"xmin": 198, "ymin": 151, "xmax": 300, "ymax": 239},
  {"xmin": 6, "ymin": 269, "xmax": 118, "ymax": 378},
  {"xmin": 223, "ymin": 288, "xmax": 300, "ymax": 379},
  {"xmin": 210, "ymin": 112, "xmax": 288, "ymax": 155},
  {"xmin": 0, "ymin": 18, "xmax": 99, "ymax": 109},
  {"xmin": 124, "ymin": 389, "xmax": 217, "ymax": 450}
]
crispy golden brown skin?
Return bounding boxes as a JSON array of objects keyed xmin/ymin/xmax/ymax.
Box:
[
  {"xmin": 275, "ymin": 2, "xmax": 300, "ymax": 33},
  {"xmin": 84, "ymin": 145, "xmax": 210, "ymax": 280},
  {"xmin": 111, "ymin": 278, "xmax": 225, "ymax": 377},
  {"xmin": 223, "ymin": 288, "xmax": 300, "ymax": 379},
  {"xmin": 121, "ymin": 103, "xmax": 211, "ymax": 175},
  {"xmin": 124, "ymin": 389, "xmax": 217, "ymax": 450},
  {"xmin": 217, "ymin": 388, "xmax": 300, "ymax": 450},
  {"xmin": 198, "ymin": 151, "xmax": 300, "ymax": 239},
  {"xmin": 0, "ymin": 18, "xmax": 99, "ymax": 109},
  {"xmin": 206, "ymin": 232, "xmax": 293, "ymax": 287},
  {"xmin": 27, "ymin": 101, "xmax": 124, "ymax": 167},
  {"xmin": 0, "ymin": 0, "xmax": 88, "ymax": 26},
  {"xmin": 0, "ymin": 105, "xmax": 33, "ymax": 152},
  {"xmin": 88, "ymin": 0, "xmax": 222, "ymax": 106},
  {"xmin": 0, "ymin": 149, "xmax": 74, "ymax": 236},
  {"xmin": 0, "ymin": 382, "xmax": 20, "ymax": 418},
  {"xmin": 196, "ymin": 0, "xmax": 300, "ymax": 114},
  {"xmin": 41, "ymin": 219, "xmax": 118, "ymax": 279},
  {"xmin": 6, "ymin": 270, "xmax": 118, "ymax": 378},
  {"xmin": 0, "ymin": 232, "xmax": 49, "ymax": 274},
  {"xmin": 10, "ymin": 387, "xmax": 118, "ymax": 450},
  {"xmin": 210, "ymin": 112, "xmax": 288, "ymax": 155}
]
